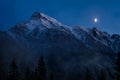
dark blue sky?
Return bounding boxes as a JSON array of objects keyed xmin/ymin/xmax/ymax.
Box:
[{"xmin": 0, "ymin": 0, "xmax": 120, "ymax": 34}]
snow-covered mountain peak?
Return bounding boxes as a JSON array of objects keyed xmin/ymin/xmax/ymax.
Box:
[
  {"xmin": 31, "ymin": 12, "xmax": 62, "ymax": 27},
  {"xmin": 27, "ymin": 12, "xmax": 70, "ymax": 34},
  {"xmin": 91, "ymin": 27, "xmax": 101, "ymax": 35},
  {"xmin": 91, "ymin": 27, "xmax": 110, "ymax": 39},
  {"xmin": 10, "ymin": 12, "xmax": 71, "ymax": 36},
  {"xmin": 25, "ymin": 12, "xmax": 70, "ymax": 32}
]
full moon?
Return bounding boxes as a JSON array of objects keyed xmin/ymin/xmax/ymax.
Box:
[{"xmin": 94, "ymin": 18, "xmax": 98, "ymax": 23}]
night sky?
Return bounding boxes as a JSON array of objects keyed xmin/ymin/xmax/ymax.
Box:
[{"xmin": 0, "ymin": 0, "xmax": 120, "ymax": 34}]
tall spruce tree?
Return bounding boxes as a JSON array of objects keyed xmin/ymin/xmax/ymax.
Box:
[
  {"xmin": 0, "ymin": 56, "xmax": 5, "ymax": 80},
  {"xmin": 50, "ymin": 72, "xmax": 54, "ymax": 80},
  {"xmin": 85, "ymin": 68, "xmax": 91, "ymax": 80},
  {"xmin": 24, "ymin": 67, "xmax": 32, "ymax": 80},
  {"xmin": 108, "ymin": 69, "xmax": 115, "ymax": 80},
  {"xmin": 36, "ymin": 56, "xmax": 46, "ymax": 80},
  {"xmin": 8, "ymin": 58, "xmax": 19, "ymax": 80},
  {"xmin": 97, "ymin": 69, "xmax": 106, "ymax": 80},
  {"xmin": 115, "ymin": 51, "xmax": 120, "ymax": 80}
]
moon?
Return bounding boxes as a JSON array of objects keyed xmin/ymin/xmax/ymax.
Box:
[{"xmin": 94, "ymin": 18, "xmax": 98, "ymax": 23}]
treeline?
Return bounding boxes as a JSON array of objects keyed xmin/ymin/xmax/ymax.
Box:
[
  {"xmin": 0, "ymin": 56, "xmax": 54, "ymax": 80},
  {"xmin": 115, "ymin": 51, "xmax": 120, "ymax": 80},
  {"xmin": 1, "ymin": 51, "xmax": 120, "ymax": 80},
  {"xmin": 0, "ymin": 56, "xmax": 110, "ymax": 80}
]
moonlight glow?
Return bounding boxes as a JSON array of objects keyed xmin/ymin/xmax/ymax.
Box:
[{"xmin": 94, "ymin": 18, "xmax": 98, "ymax": 23}]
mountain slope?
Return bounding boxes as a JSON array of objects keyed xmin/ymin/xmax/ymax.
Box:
[
  {"xmin": 71, "ymin": 26, "xmax": 120, "ymax": 53},
  {"xmin": 0, "ymin": 12, "xmax": 118, "ymax": 80}
]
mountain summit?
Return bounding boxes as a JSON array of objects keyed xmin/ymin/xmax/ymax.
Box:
[
  {"xmin": 31, "ymin": 12, "xmax": 62, "ymax": 26},
  {"xmin": 10, "ymin": 12, "xmax": 70, "ymax": 37}
]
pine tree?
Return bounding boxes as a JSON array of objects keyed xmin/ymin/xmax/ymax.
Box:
[
  {"xmin": 85, "ymin": 68, "xmax": 91, "ymax": 80},
  {"xmin": 50, "ymin": 72, "xmax": 54, "ymax": 80},
  {"xmin": 97, "ymin": 69, "xmax": 106, "ymax": 80},
  {"xmin": 115, "ymin": 51, "xmax": 120, "ymax": 80},
  {"xmin": 36, "ymin": 56, "xmax": 46, "ymax": 80},
  {"xmin": 7, "ymin": 58, "xmax": 19, "ymax": 80},
  {"xmin": 0, "ymin": 56, "xmax": 5, "ymax": 80},
  {"xmin": 31, "ymin": 71, "xmax": 36, "ymax": 80},
  {"xmin": 108, "ymin": 69, "xmax": 115, "ymax": 80},
  {"xmin": 24, "ymin": 67, "xmax": 32, "ymax": 80}
]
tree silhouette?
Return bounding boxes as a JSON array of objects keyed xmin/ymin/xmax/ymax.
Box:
[
  {"xmin": 31, "ymin": 71, "xmax": 36, "ymax": 80},
  {"xmin": 115, "ymin": 51, "xmax": 120, "ymax": 80},
  {"xmin": 24, "ymin": 67, "xmax": 32, "ymax": 80},
  {"xmin": 107, "ymin": 69, "xmax": 115, "ymax": 80},
  {"xmin": 49, "ymin": 72, "xmax": 54, "ymax": 80},
  {"xmin": 97, "ymin": 69, "xmax": 106, "ymax": 80},
  {"xmin": 36, "ymin": 56, "xmax": 46, "ymax": 80},
  {"xmin": 7, "ymin": 58, "xmax": 19, "ymax": 80},
  {"xmin": 0, "ymin": 56, "xmax": 5, "ymax": 80},
  {"xmin": 85, "ymin": 68, "xmax": 91, "ymax": 80}
]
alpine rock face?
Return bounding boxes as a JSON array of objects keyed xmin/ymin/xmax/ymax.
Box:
[{"xmin": 0, "ymin": 12, "xmax": 119, "ymax": 80}]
